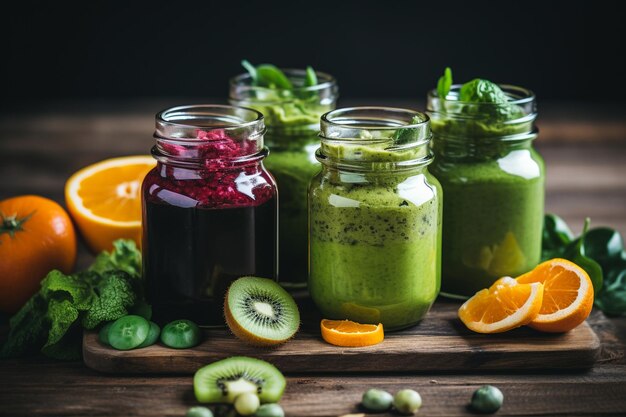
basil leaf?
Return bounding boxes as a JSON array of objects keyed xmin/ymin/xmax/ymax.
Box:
[
  {"xmin": 241, "ymin": 59, "xmax": 258, "ymax": 85},
  {"xmin": 436, "ymin": 67, "xmax": 452, "ymax": 99},
  {"xmin": 305, "ymin": 66, "xmax": 318, "ymax": 87}
]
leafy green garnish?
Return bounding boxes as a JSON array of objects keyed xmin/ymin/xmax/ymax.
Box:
[
  {"xmin": 436, "ymin": 67, "xmax": 452, "ymax": 99},
  {"xmin": 542, "ymin": 214, "xmax": 626, "ymax": 315},
  {"xmin": 393, "ymin": 115, "xmax": 424, "ymax": 145},
  {"xmin": 241, "ymin": 59, "xmax": 258, "ymax": 85},
  {"xmin": 0, "ymin": 239, "xmax": 143, "ymax": 360},
  {"xmin": 305, "ymin": 66, "xmax": 318, "ymax": 87},
  {"xmin": 436, "ymin": 68, "xmax": 525, "ymax": 121}
]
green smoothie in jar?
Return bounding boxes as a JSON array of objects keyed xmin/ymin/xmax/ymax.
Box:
[
  {"xmin": 427, "ymin": 68, "xmax": 545, "ymax": 298},
  {"xmin": 309, "ymin": 107, "xmax": 442, "ymax": 330},
  {"xmin": 230, "ymin": 61, "xmax": 338, "ymax": 288}
]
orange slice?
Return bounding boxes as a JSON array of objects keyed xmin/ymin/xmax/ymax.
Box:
[
  {"xmin": 516, "ymin": 258, "xmax": 594, "ymax": 332},
  {"xmin": 65, "ymin": 156, "xmax": 155, "ymax": 253},
  {"xmin": 458, "ymin": 277, "xmax": 544, "ymax": 334},
  {"xmin": 320, "ymin": 319, "xmax": 384, "ymax": 347}
]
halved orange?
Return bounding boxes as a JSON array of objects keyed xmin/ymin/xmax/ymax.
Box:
[
  {"xmin": 458, "ymin": 277, "xmax": 544, "ymax": 334},
  {"xmin": 65, "ymin": 156, "xmax": 155, "ymax": 253},
  {"xmin": 320, "ymin": 319, "xmax": 384, "ymax": 347},
  {"xmin": 516, "ymin": 258, "xmax": 594, "ymax": 332}
]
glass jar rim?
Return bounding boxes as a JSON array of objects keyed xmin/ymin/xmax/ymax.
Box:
[
  {"xmin": 321, "ymin": 106, "xmax": 430, "ymax": 132},
  {"xmin": 229, "ymin": 68, "xmax": 337, "ymax": 101},
  {"xmin": 427, "ymin": 84, "xmax": 535, "ymax": 106},
  {"xmin": 155, "ymin": 104, "xmax": 264, "ymax": 139}
]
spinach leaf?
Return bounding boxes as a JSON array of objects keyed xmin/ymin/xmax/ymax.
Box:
[
  {"xmin": 563, "ymin": 218, "xmax": 603, "ymax": 293},
  {"xmin": 541, "ymin": 213, "xmax": 626, "ymax": 315},
  {"xmin": 541, "ymin": 213, "xmax": 574, "ymax": 261}
]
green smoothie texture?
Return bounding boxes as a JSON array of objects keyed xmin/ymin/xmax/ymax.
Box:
[
  {"xmin": 429, "ymin": 69, "xmax": 544, "ymax": 297},
  {"xmin": 231, "ymin": 61, "xmax": 336, "ymax": 286},
  {"xmin": 309, "ymin": 141, "xmax": 442, "ymax": 330}
]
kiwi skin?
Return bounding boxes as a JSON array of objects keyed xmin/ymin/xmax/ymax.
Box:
[{"xmin": 224, "ymin": 277, "xmax": 300, "ymax": 347}]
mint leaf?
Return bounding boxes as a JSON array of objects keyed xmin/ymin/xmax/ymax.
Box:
[
  {"xmin": 89, "ymin": 239, "xmax": 141, "ymax": 279},
  {"xmin": 81, "ymin": 271, "xmax": 137, "ymax": 329}
]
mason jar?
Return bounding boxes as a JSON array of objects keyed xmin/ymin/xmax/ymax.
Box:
[
  {"xmin": 309, "ymin": 107, "xmax": 442, "ymax": 330},
  {"xmin": 427, "ymin": 85, "xmax": 545, "ymax": 298},
  {"xmin": 142, "ymin": 105, "xmax": 278, "ymax": 325},
  {"xmin": 230, "ymin": 69, "xmax": 338, "ymax": 288}
]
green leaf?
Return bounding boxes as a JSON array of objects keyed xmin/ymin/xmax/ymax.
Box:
[
  {"xmin": 436, "ymin": 67, "xmax": 452, "ymax": 99},
  {"xmin": 304, "ymin": 66, "xmax": 318, "ymax": 87},
  {"xmin": 256, "ymin": 64, "xmax": 293, "ymax": 89},
  {"xmin": 564, "ymin": 218, "xmax": 603, "ymax": 293},
  {"xmin": 0, "ymin": 294, "xmax": 49, "ymax": 358},
  {"xmin": 583, "ymin": 227, "xmax": 624, "ymax": 265},
  {"xmin": 541, "ymin": 213, "xmax": 574, "ymax": 261},
  {"xmin": 241, "ymin": 59, "xmax": 258, "ymax": 85},
  {"xmin": 89, "ymin": 239, "xmax": 141, "ymax": 279},
  {"xmin": 40, "ymin": 270, "xmax": 95, "ymax": 310},
  {"xmin": 595, "ymin": 270, "xmax": 626, "ymax": 316},
  {"xmin": 43, "ymin": 298, "xmax": 79, "ymax": 349},
  {"xmin": 81, "ymin": 271, "xmax": 137, "ymax": 329},
  {"xmin": 393, "ymin": 115, "xmax": 424, "ymax": 145}
]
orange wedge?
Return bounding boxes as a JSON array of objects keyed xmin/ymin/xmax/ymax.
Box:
[
  {"xmin": 65, "ymin": 156, "xmax": 155, "ymax": 253},
  {"xmin": 320, "ymin": 319, "xmax": 384, "ymax": 347},
  {"xmin": 516, "ymin": 258, "xmax": 594, "ymax": 332},
  {"xmin": 458, "ymin": 277, "xmax": 544, "ymax": 334}
]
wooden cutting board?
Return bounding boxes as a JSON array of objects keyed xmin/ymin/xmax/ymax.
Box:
[{"xmin": 83, "ymin": 299, "xmax": 600, "ymax": 374}]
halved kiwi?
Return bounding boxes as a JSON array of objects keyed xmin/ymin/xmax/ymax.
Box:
[
  {"xmin": 194, "ymin": 356, "xmax": 286, "ymax": 403},
  {"xmin": 224, "ymin": 276, "xmax": 300, "ymax": 346}
]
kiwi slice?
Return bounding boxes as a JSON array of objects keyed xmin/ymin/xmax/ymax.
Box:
[
  {"xmin": 224, "ymin": 276, "xmax": 300, "ymax": 346},
  {"xmin": 194, "ymin": 356, "xmax": 286, "ymax": 403}
]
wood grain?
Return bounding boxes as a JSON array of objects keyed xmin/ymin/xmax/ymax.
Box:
[{"xmin": 83, "ymin": 301, "xmax": 600, "ymax": 374}]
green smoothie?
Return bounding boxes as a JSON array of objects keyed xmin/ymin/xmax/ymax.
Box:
[
  {"xmin": 309, "ymin": 108, "xmax": 442, "ymax": 330},
  {"xmin": 428, "ymin": 69, "xmax": 545, "ymax": 297},
  {"xmin": 229, "ymin": 62, "xmax": 338, "ymax": 287}
]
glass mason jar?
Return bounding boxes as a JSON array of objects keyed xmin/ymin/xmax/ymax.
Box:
[
  {"xmin": 427, "ymin": 85, "xmax": 545, "ymax": 298},
  {"xmin": 230, "ymin": 69, "xmax": 338, "ymax": 288},
  {"xmin": 142, "ymin": 105, "xmax": 278, "ymax": 325},
  {"xmin": 309, "ymin": 107, "xmax": 442, "ymax": 330}
]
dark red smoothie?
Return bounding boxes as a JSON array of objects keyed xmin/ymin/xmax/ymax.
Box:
[{"xmin": 142, "ymin": 108, "xmax": 277, "ymax": 326}]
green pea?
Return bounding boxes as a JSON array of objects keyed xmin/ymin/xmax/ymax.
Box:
[
  {"xmin": 393, "ymin": 389, "xmax": 422, "ymax": 415},
  {"xmin": 234, "ymin": 393, "xmax": 260, "ymax": 416},
  {"xmin": 255, "ymin": 403, "xmax": 285, "ymax": 417},
  {"xmin": 185, "ymin": 406, "xmax": 213, "ymax": 417},
  {"xmin": 361, "ymin": 388, "xmax": 393, "ymax": 412},
  {"xmin": 470, "ymin": 385, "xmax": 503, "ymax": 414}
]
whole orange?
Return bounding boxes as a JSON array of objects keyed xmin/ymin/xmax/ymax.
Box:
[{"xmin": 0, "ymin": 195, "xmax": 77, "ymax": 313}]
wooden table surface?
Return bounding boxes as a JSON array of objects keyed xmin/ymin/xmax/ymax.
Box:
[{"xmin": 1, "ymin": 99, "xmax": 626, "ymax": 416}]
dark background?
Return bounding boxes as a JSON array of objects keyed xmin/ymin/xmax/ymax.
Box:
[{"xmin": 3, "ymin": 0, "xmax": 625, "ymax": 102}]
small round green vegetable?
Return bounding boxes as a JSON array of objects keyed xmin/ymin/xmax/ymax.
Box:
[
  {"xmin": 471, "ymin": 385, "xmax": 503, "ymax": 414},
  {"xmin": 393, "ymin": 389, "xmax": 422, "ymax": 415},
  {"xmin": 137, "ymin": 321, "xmax": 160, "ymax": 348},
  {"xmin": 234, "ymin": 393, "xmax": 260, "ymax": 416},
  {"xmin": 108, "ymin": 315, "xmax": 150, "ymax": 350},
  {"xmin": 255, "ymin": 403, "xmax": 285, "ymax": 417},
  {"xmin": 361, "ymin": 388, "xmax": 393, "ymax": 412},
  {"xmin": 185, "ymin": 406, "xmax": 213, "ymax": 417},
  {"xmin": 161, "ymin": 319, "xmax": 201, "ymax": 349},
  {"xmin": 98, "ymin": 322, "xmax": 113, "ymax": 345}
]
